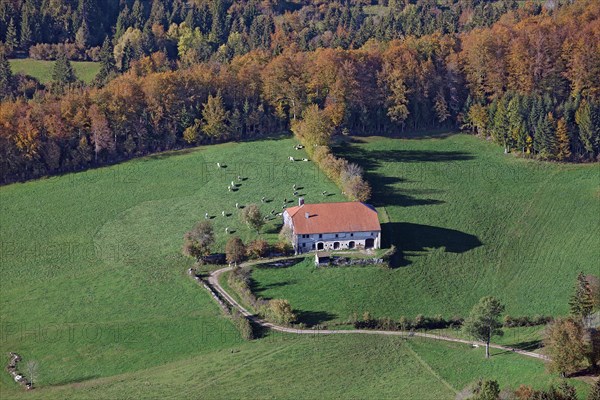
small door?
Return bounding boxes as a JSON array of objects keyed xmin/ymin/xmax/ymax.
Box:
[
  {"xmin": 317, "ymin": 242, "xmax": 324, "ymax": 250},
  {"xmin": 333, "ymin": 242, "xmax": 340, "ymax": 249},
  {"xmin": 365, "ymin": 238, "xmax": 375, "ymax": 249},
  {"xmin": 348, "ymin": 241, "xmax": 355, "ymax": 249}
]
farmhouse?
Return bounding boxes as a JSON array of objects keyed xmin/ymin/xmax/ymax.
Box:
[{"xmin": 283, "ymin": 201, "xmax": 381, "ymax": 254}]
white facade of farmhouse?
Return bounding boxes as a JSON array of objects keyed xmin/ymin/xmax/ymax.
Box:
[{"xmin": 282, "ymin": 202, "xmax": 382, "ymax": 255}]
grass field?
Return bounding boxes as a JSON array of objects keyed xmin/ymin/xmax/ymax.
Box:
[
  {"xmin": 9, "ymin": 59, "xmax": 101, "ymax": 84},
  {"xmin": 249, "ymin": 135, "xmax": 600, "ymax": 325},
  {"xmin": 0, "ymin": 134, "xmax": 595, "ymax": 398},
  {"xmin": 0, "ymin": 137, "xmax": 343, "ymax": 393},
  {"xmin": 2, "ymin": 335, "xmax": 588, "ymax": 399}
]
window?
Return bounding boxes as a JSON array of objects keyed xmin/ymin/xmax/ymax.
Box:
[
  {"xmin": 319, "ymin": 234, "xmax": 322, "ymax": 238},
  {"xmin": 335, "ymin": 234, "xmax": 339, "ymax": 238},
  {"xmin": 312, "ymin": 244, "xmax": 315, "ymax": 249},
  {"xmin": 350, "ymin": 233, "xmax": 354, "ymax": 237},
  {"xmin": 302, "ymin": 243, "xmax": 306, "ymax": 247}
]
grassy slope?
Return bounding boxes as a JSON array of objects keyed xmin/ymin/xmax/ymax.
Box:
[
  {"xmin": 0, "ymin": 134, "xmax": 594, "ymax": 398},
  {"xmin": 3, "ymin": 335, "xmax": 588, "ymax": 399},
  {"xmin": 9, "ymin": 59, "xmax": 101, "ymax": 83},
  {"xmin": 0, "ymin": 137, "xmax": 344, "ymax": 391},
  {"xmin": 251, "ymin": 134, "xmax": 600, "ymax": 323}
]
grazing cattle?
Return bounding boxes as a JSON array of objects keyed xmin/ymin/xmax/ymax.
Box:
[
  {"xmin": 293, "ymin": 184, "xmax": 296, "ymax": 190},
  {"xmin": 261, "ymin": 196, "xmax": 266, "ymax": 203},
  {"xmin": 225, "ymin": 227, "xmax": 229, "ymax": 233},
  {"xmin": 284, "ymin": 198, "xmax": 287, "ymax": 203},
  {"xmin": 231, "ymin": 181, "xmax": 235, "ymax": 187},
  {"xmin": 205, "ymin": 213, "xmax": 209, "ymax": 219},
  {"xmin": 222, "ymin": 211, "xmax": 226, "ymax": 217},
  {"xmin": 237, "ymin": 175, "xmax": 242, "ymax": 181},
  {"xmin": 217, "ymin": 163, "xmax": 221, "ymax": 168},
  {"xmin": 302, "ymin": 158, "xmax": 309, "ymax": 162},
  {"xmin": 282, "ymin": 204, "xmax": 286, "ymax": 209},
  {"xmin": 322, "ymin": 191, "xmax": 327, "ymax": 196},
  {"xmin": 228, "ymin": 186, "xmax": 232, "ymax": 191},
  {"xmin": 289, "ymin": 156, "xmax": 294, "ymax": 161},
  {"xmin": 293, "ymin": 191, "xmax": 298, "ymax": 196},
  {"xmin": 235, "ymin": 203, "xmax": 239, "ymax": 209}
]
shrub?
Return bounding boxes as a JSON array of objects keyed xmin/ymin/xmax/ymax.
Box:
[
  {"xmin": 225, "ymin": 236, "xmax": 246, "ymax": 265},
  {"xmin": 231, "ymin": 309, "xmax": 254, "ymax": 340},
  {"xmin": 246, "ymin": 239, "xmax": 269, "ymax": 259},
  {"xmin": 268, "ymin": 299, "xmax": 296, "ymax": 325}
]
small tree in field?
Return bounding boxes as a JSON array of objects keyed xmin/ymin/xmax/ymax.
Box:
[
  {"xmin": 241, "ymin": 204, "xmax": 264, "ymax": 232},
  {"xmin": 544, "ymin": 317, "xmax": 588, "ymax": 377},
  {"xmin": 462, "ymin": 296, "xmax": 505, "ymax": 358},
  {"xmin": 183, "ymin": 221, "xmax": 214, "ymax": 263},
  {"xmin": 225, "ymin": 236, "xmax": 245, "ymax": 266}
]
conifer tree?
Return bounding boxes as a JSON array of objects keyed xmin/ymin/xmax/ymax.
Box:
[
  {"xmin": 5, "ymin": 17, "xmax": 17, "ymax": 53},
  {"xmin": 94, "ymin": 36, "xmax": 116, "ymax": 86},
  {"xmin": 52, "ymin": 53, "xmax": 77, "ymax": 87},
  {"xmin": 0, "ymin": 51, "xmax": 15, "ymax": 99},
  {"xmin": 569, "ymin": 272, "xmax": 594, "ymax": 320},
  {"xmin": 555, "ymin": 118, "xmax": 571, "ymax": 161},
  {"xmin": 20, "ymin": 13, "xmax": 32, "ymax": 49}
]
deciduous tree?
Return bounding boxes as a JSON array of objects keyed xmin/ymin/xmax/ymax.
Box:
[{"xmin": 462, "ymin": 296, "xmax": 505, "ymax": 358}]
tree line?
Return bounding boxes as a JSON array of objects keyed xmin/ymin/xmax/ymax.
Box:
[
  {"xmin": 0, "ymin": 0, "xmax": 532, "ymax": 60},
  {"xmin": 1, "ymin": 0, "xmax": 599, "ymax": 184}
]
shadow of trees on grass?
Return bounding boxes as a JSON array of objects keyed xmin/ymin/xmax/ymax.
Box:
[{"xmin": 382, "ymin": 222, "xmax": 482, "ymax": 268}]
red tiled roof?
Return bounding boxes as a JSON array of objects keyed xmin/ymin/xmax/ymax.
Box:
[{"xmin": 285, "ymin": 202, "xmax": 380, "ymax": 235}]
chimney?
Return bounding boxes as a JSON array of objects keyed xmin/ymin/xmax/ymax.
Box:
[
  {"xmin": 305, "ymin": 212, "xmax": 310, "ymax": 219},
  {"xmin": 299, "ymin": 197, "xmax": 305, "ymax": 206}
]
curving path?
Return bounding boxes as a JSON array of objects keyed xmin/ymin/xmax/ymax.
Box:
[{"xmin": 207, "ymin": 264, "xmax": 549, "ymax": 361}]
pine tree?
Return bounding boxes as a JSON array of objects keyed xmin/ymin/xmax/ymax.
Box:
[
  {"xmin": 492, "ymin": 98, "xmax": 510, "ymax": 152},
  {"xmin": 534, "ymin": 113, "xmax": 556, "ymax": 158},
  {"xmin": 20, "ymin": 12, "xmax": 33, "ymax": 49},
  {"xmin": 5, "ymin": 17, "xmax": 17, "ymax": 53},
  {"xmin": 555, "ymin": 118, "xmax": 571, "ymax": 161},
  {"xmin": 575, "ymin": 99, "xmax": 598, "ymax": 158},
  {"xmin": 569, "ymin": 272, "xmax": 594, "ymax": 320},
  {"xmin": 0, "ymin": 51, "xmax": 15, "ymax": 99},
  {"xmin": 115, "ymin": 5, "xmax": 131, "ymax": 39},
  {"xmin": 75, "ymin": 19, "xmax": 90, "ymax": 47},
  {"xmin": 131, "ymin": 0, "xmax": 144, "ymax": 29},
  {"xmin": 52, "ymin": 53, "xmax": 77, "ymax": 87},
  {"xmin": 94, "ymin": 36, "xmax": 116, "ymax": 85},
  {"xmin": 120, "ymin": 40, "xmax": 135, "ymax": 71}
]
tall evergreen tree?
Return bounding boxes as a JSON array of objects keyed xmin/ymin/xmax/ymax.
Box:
[
  {"xmin": 52, "ymin": 53, "xmax": 77, "ymax": 87},
  {"xmin": 492, "ymin": 97, "xmax": 510, "ymax": 152},
  {"xmin": 555, "ymin": 118, "xmax": 571, "ymax": 161},
  {"xmin": 575, "ymin": 99, "xmax": 599, "ymax": 158},
  {"xmin": 534, "ymin": 113, "xmax": 556, "ymax": 158},
  {"xmin": 0, "ymin": 51, "xmax": 15, "ymax": 99},
  {"xmin": 94, "ymin": 37, "xmax": 116, "ymax": 86},
  {"xmin": 131, "ymin": 0, "xmax": 144, "ymax": 29},
  {"xmin": 20, "ymin": 12, "xmax": 33, "ymax": 49},
  {"xmin": 5, "ymin": 17, "xmax": 17, "ymax": 53},
  {"xmin": 569, "ymin": 272, "xmax": 594, "ymax": 320}
]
